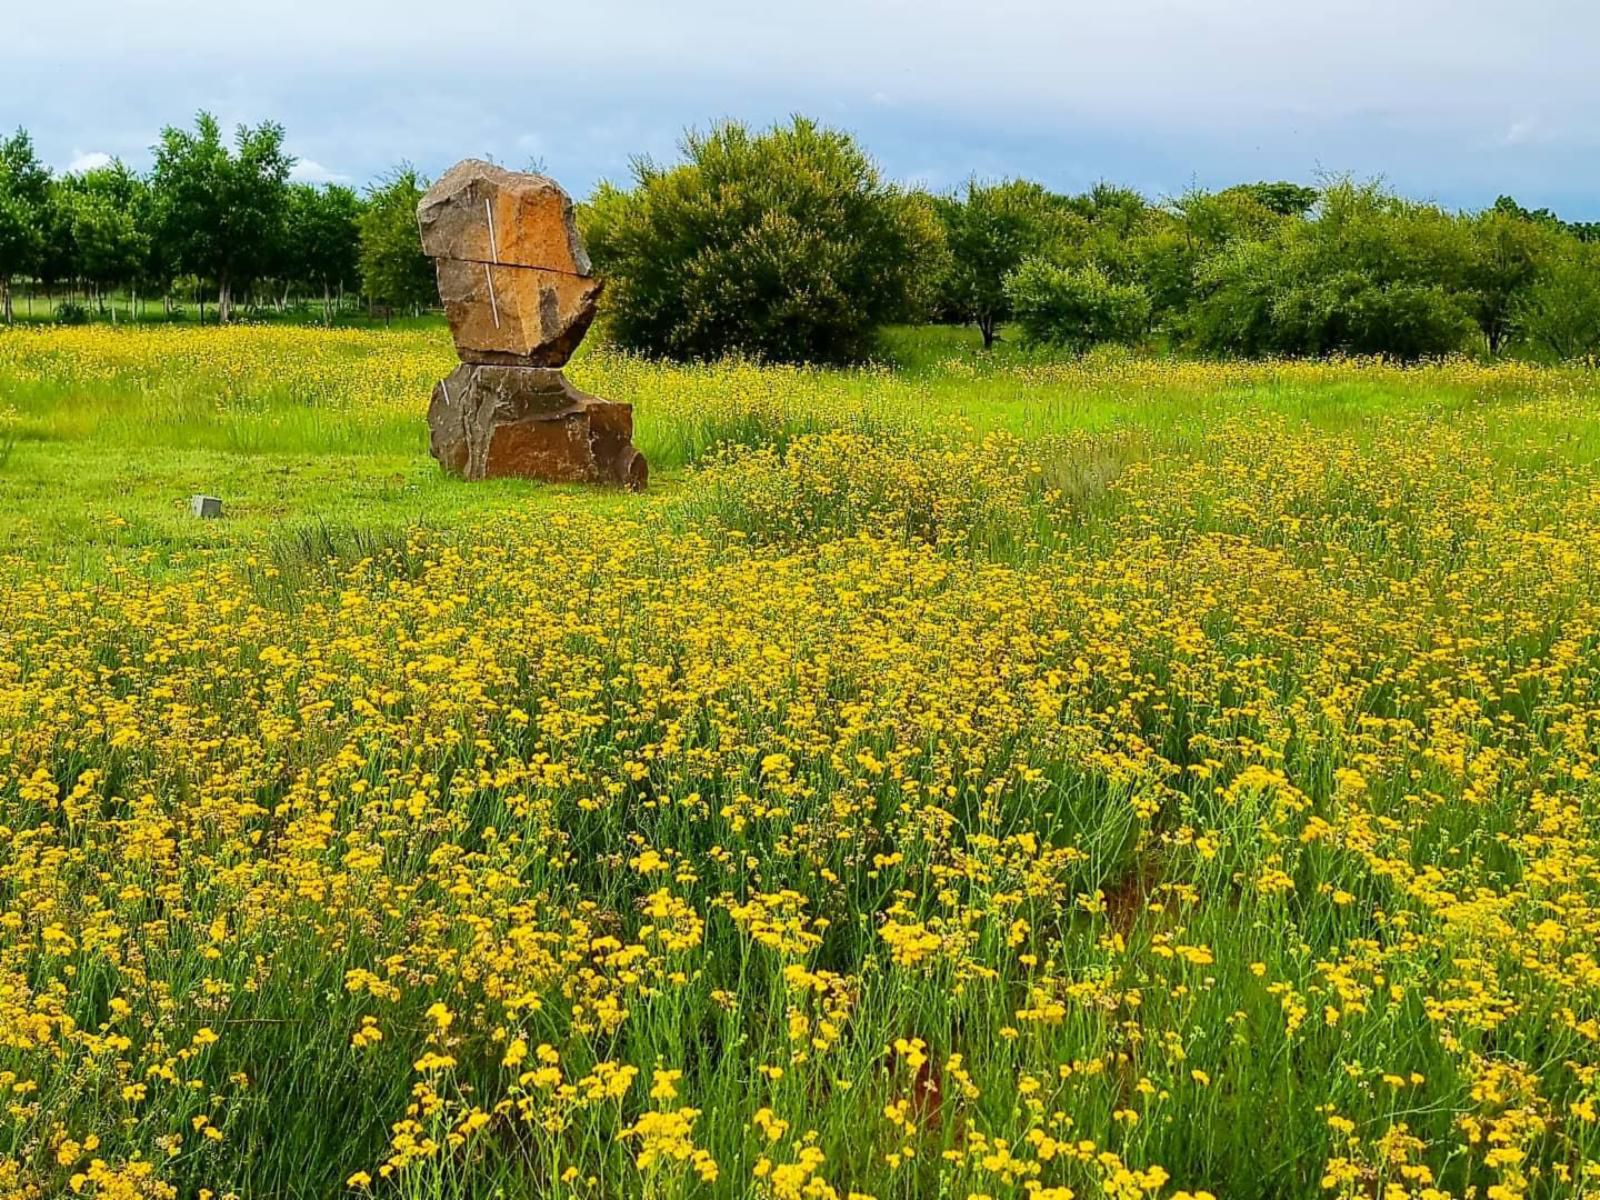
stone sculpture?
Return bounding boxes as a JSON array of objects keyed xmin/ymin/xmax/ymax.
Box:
[{"xmin": 418, "ymin": 160, "xmax": 646, "ymax": 489}]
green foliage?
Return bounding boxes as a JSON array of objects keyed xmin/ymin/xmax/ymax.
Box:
[
  {"xmin": 583, "ymin": 116, "xmax": 939, "ymax": 363},
  {"xmin": 150, "ymin": 112, "xmax": 293, "ymax": 320},
  {"xmin": 1234, "ymin": 181, "xmax": 1320, "ymax": 217},
  {"xmin": 934, "ymin": 178, "xmax": 1086, "ymax": 347},
  {"xmin": 69, "ymin": 161, "xmax": 153, "ymax": 305},
  {"xmin": 5, "ymin": 112, "xmax": 1600, "ymax": 362},
  {"xmin": 1513, "ymin": 241, "xmax": 1600, "ymax": 359},
  {"xmin": 1005, "ymin": 259, "xmax": 1152, "ymax": 351},
  {"xmin": 0, "ymin": 128, "xmax": 50, "ymax": 321},
  {"xmin": 1186, "ymin": 180, "xmax": 1477, "ymax": 358},
  {"xmin": 287, "ymin": 183, "xmax": 363, "ymax": 320},
  {"xmin": 357, "ymin": 166, "xmax": 435, "ymax": 313},
  {"xmin": 1463, "ymin": 207, "xmax": 1551, "ymax": 353}
]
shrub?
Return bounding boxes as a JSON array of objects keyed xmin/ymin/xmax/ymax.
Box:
[
  {"xmin": 1513, "ymin": 243, "xmax": 1600, "ymax": 360},
  {"xmin": 1185, "ymin": 180, "xmax": 1477, "ymax": 358},
  {"xmin": 53, "ymin": 300, "xmax": 89, "ymax": 324},
  {"xmin": 1004, "ymin": 260, "xmax": 1151, "ymax": 351},
  {"xmin": 932, "ymin": 179, "xmax": 1086, "ymax": 348},
  {"xmin": 582, "ymin": 117, "xmax": 940, "ymax": 364},
  {"xmin": 1271, "ymin": 274, "xmax": 1477, "ymax": 358}
]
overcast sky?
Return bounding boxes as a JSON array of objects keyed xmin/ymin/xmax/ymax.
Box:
[{"xmin": 7, "ymin": 0, "xmax": 1597, "ymax": 215}]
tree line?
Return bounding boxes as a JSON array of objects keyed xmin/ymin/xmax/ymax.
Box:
[
  {"xmin": 585, "ymin": 119, "xmax": 1600, "ymax": 363},
  {"xmin": 0, "ymin": 114, "xmax": 434, "ymax": 325},
  {"xmin": 5, "ymin": 112, "xmax": 1600, "ymax": 363}
]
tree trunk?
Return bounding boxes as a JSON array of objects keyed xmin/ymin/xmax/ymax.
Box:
[
  {"xmin": 323, "ymin": 280, "xmax": 332, "ymax": 326},
  {"xmin": 218, "ymin": 274, "xmax": 230, "ymax": 324},
  {"xmin": 979, "ymin": 314, "xmax": 996, "ymax": 349},
  {"xmin": 1, "ymin": 277, "xmax": 11, "ymax": 325}
]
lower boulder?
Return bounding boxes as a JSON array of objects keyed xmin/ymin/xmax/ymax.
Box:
[{"xmin": 428, "ymin": 364, "xmax": 647, "ymax": 489}]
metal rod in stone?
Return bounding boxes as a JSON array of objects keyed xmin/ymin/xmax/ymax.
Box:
[
  {"xmin": 484, "ymin": 263, "xmax": 501, "ymax": 329},
  {"xmin": 484, "ymin": 198, "xmax": 500, "ymax": 263}
]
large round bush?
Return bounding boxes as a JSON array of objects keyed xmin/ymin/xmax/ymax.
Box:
[{"xmin": 582, "ymin": 118, "xmax": 939, "ymax": 364}]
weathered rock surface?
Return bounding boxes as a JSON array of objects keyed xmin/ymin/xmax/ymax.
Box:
[
  {"xmin": 419, "ymin": 159, "xmax": 645, "ymax": 488},
  {"xmin": 418, "ymin": 159, "xmax": 592, "ymax": 275},
  {"xmin": 428, "ymin": 364, "xmax": 646, "ymax": 490},
  {"xmin": 433, "ymin": 258, "xmax": 602, "ymax": 367}
]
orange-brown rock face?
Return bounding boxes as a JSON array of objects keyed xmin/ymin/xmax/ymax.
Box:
[
  {"xmin": 418, "ymin": 159, "xmax": 591, "ymax": 275},
  {"xmin": 418, "ymin": 160, "xmax": 646, "ymax": 489},
  {"xmin": 428, "ymin": 364, "xmax": 646, "ymax": 490},
  {"xmin": 433, "ymin": 258, "xmax": 603, "ymax": 367}
]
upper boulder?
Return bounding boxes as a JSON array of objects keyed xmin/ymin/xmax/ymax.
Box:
[{"xmin": 417, "ymin": 159, "xmax": 592, "ymax": 276}]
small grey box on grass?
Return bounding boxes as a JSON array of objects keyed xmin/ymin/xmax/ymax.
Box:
[{"xmin": 190, "ymin": 495, "xmax": 223, "ymax": 519}]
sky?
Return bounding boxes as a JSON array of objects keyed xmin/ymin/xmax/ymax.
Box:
[{"xmin": 6, "ymin": 0, "xmax": 1599, "ymax": 217}]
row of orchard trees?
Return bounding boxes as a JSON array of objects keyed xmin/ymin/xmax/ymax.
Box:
[
  {"xmin": 586, "ymin": 119, "xmax": 1600, "ymax": 362},
  {"xmin": 0, "ymin": 115, "xmax": 434, "ymax": 324}
]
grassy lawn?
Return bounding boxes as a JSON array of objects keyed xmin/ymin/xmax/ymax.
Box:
[{"xmin": 2, "ymin": 323, "xmax": 1600, "ymax": 1200}]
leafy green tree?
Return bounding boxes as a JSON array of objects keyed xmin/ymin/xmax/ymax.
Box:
[
  {"xmin": 1062, "ymin": 182, "xmax": 1150, "ymax": 238},
  {"xmin": 1464, "ymin": 207, "xmax": 1551, "ymax": 353},
  {"xmin": 1234, "ymin": 181, "xmax": 1319, "ymax": 217},
  {"xmin": 357, "ymin": 167, "xmax": 434, "ymax": 316},
  {"xmin": 583, "ymin": 117, "xmax": 940, "ymax": 363},
  {"xmin": 1513, "ymin": 241, "xmax": 1600, "ymax": 359},
  {"xmin": 1127, "ymin": 188, "xmax": 1286, "ymax": 331},
  {"xmin": 69, "ymin": 161, "xmax": 151, "ymax": 317},
  {"xmin": 1005, "ymin": 259, "xmax": 1151, "ymax": 351},
  {"xmin": 0, "ymin": 128, "xmax": 50, "ymax": 322},
  {"xmin": 287, "ymin": 183, "xmax": 363, "ymax": 322},
  {"xmin": 150, "ymin": 112, "xmax": 293, "ymax": 321},
  {"xmin": 934, "ymin": 179, "xmax": 1082, "ymax": 348},
  {"xmin": 1186, "ymin": 180, "xmax": 1476, "ymax": 358},
  {"xmin": 36, "ymin": 176, "xmax": 82, "ymax": 304}
]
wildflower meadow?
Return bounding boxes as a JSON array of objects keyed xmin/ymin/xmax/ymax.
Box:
[{"xmin": 1, "ymin": 324, "xmax": 1599, "ymax": 1200}]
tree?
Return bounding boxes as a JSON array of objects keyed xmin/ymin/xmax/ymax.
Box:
[
  {"xmin": 1234, "ymin": 181, "xmax": 1319, "ymax": 217},
  {"xmin": 0, "ymin": 128, "xmax": 50, "ymax": 322},
  {"xmin": 357, "ymin": 167, "xmax": 434, "ymax": 316},
  {"xmin": 1464, "ymin": 207, "xmax": 1550, "ymax": 354},
  {"xmin": 1513, "ymin": 241, "xmax": 1600, "ymax": 360},
  {"xmin": 1185, "ymin": 179, "xmax": 1477, "ymax": 358},
  {"xmin": 287, "ymin": 183, "xmax": 363, "ymax": 322},
  {"xmin": 150, "ymin": 112, "xmax": 293, "ymax": 321},
  {"xmin": 35, "ymin": 176, "xmax": 82, "ymax": 305},
  {"xmin": 582, "ymin": 116, "xmax": 940, "ymax": 363},
  {"xmin": 934, "ymin": 178, "xmax": 1081, "ymax": 348},
  {"xmin": 69, "ymin": 161, "xmax": 151, "ymax": 318},
  {"xmin": 1005, "ymin": 260, "xmax": 1151, "ymax": 351}
]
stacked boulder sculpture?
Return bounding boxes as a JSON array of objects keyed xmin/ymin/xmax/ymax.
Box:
[{"xmin": 419, "ymin": 160, "xmax": 646, "ymax": 489}]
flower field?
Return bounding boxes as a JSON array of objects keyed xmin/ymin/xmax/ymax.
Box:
[{"xmin": 2, "ymin": 325, "xmax": 1600, "ymax": 1199}]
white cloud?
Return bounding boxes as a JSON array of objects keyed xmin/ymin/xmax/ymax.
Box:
[
  {"xmin": 66, "ymin": 150, "xmax": 112, "ymax": 173},
  {"xmin": 1502, "ymin": 117, "xmax": 1552, "ymax": 146},
  {"xmin": 289, "ymin": 157, "xmax": 350, "ymax": 184}
]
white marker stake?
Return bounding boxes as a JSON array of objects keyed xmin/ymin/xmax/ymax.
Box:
[
  {"xmin": 484, "ymin": 263, "xmax": 501, "ymax": 328},
  {"xmin": 484, "ymin": 199, "xmax": 499, "ymax": 262}
]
